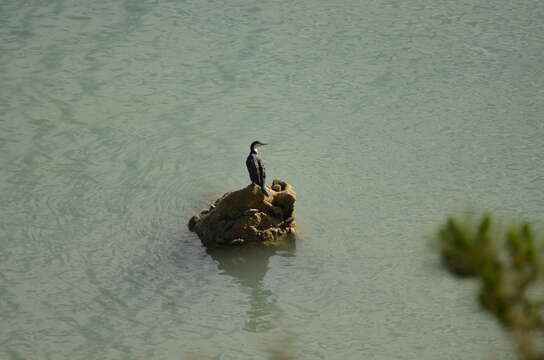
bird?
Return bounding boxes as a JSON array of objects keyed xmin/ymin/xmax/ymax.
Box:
[{"xmin": 246, "ymin": 141, "xmax": 269, "ymax": 196}]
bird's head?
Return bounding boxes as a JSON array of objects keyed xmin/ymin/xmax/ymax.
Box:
[{"xmin": 250, "ymin": 141, "xmax": 268, "ymax": 153}]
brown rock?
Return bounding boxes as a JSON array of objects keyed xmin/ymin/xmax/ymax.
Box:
[{"xmin": 188, "ymin": 179, "xmax": 297, "ymax": 248}]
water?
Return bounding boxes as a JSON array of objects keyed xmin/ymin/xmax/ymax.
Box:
[{"xmin": 1, "ymin": 0, "xmax": 543, "ymax": 358}]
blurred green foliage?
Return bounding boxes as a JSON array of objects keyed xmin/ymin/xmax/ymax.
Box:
[{"xmin": 436, "ymin": 215, "xmax": 544, "ymax": 360}]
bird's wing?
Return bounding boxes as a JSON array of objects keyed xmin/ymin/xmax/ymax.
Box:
[
  {"xmin": 246, "ymin": 155, "xmax": 260, "ymax": 184},
  {"xmin": 257, "ymin": 156, "xmax": 266, "ymax": 184}
]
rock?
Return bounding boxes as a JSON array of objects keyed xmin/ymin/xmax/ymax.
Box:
[{"xmin": 188, "ymin": 179, "xmax": 297, "ymax": 248}]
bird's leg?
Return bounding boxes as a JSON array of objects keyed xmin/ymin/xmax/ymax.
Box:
[{"xmin": 260, "ymin": 185, "xmax": 270, "ymax": 196}]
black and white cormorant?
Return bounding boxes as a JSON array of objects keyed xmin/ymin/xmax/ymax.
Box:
[{"xmin": 246, "ymin": 141, "xmax": 269, "ymax": 196}]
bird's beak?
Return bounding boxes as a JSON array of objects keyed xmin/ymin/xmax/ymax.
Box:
[{"xmin": 262, "ymin": 143, "xmax": 268, "ymax": 146}]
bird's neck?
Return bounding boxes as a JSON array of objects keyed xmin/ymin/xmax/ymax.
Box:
[{"xmin": 251, "ymin": 148, "xmax": 258, "ymax": 154}]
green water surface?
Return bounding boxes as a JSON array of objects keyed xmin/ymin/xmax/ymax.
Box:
[{"xmin": 1, "ymin": 0, "xmax": 543, "ymax": 359}]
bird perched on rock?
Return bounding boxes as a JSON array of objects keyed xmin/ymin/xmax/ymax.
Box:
[{"xmin": 246, "ymin": 141, "xmax": 269, "ymax": 196}]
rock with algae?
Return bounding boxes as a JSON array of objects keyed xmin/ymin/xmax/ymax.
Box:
[{"xmin": 188, "ymin": 179, "xmax": 297, "ymax": 248}]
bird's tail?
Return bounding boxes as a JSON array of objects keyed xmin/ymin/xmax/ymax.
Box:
[{"xmin": 261, "ymin": 186, "xmax": 270, "ymax": 196}]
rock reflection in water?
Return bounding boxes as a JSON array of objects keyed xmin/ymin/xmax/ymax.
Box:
[{"xmin": 207, "ymin": 240, "xmax": 296, "ymax": 333}]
